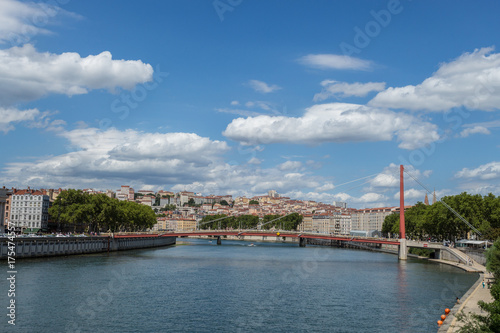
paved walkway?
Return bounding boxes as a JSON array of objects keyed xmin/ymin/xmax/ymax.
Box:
[
  {"xmin": 444, "ymin": 272, "xmax": 494, "ymax": 332},
  {"xmin": 430, "ymin": 250, "xmax": 492, "ymax": 333}
]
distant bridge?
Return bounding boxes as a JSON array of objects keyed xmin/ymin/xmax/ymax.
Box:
[
  {"xmin": 161, "ymin": 230, "xmax": 400, "ymax": 246},
  {"xmin": 155, "ymin": 230, "xmax": 484, "ymax": 270}
]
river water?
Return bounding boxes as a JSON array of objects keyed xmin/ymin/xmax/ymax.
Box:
[{"xmin": 1, "ymin": 239, "xmax": 478, "ymax": 332}]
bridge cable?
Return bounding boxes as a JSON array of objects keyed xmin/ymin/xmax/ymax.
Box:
[
  {"xmin": 403, "ymin": 169, "xmax": 482, "ymax": 236},
  {"xmin": 249, "ymin": 212, "xmax": 296, "ymax": 230},
  {"xmin": 197, "ymin": 214, "xmax": 235, "ymax": 227}
]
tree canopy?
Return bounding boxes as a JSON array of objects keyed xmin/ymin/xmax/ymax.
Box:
[
  {"xmin": 199, "ymin": 214, "xmax": 259, "ymax": 230},
  {"xmin": 261, "ymin": 213, "xmax": 303, "ymax": 231},
  {"xmin": 49, "ymin": 189, "xmax": 156, "ymax": 233},
  {"xmin": 382, "ymin": 193, "xmax": 500, "ymax": 241}
]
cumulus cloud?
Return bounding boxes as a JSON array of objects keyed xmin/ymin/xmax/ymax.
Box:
[
  {"xmin": 393, "ymin": 188, "xmax": 426, "ymax": 201},
  {"xmin": 248, "ymin": 80, "xmax": 281, "ymax": 93},
  {"xmin": 315, "ymin": 183, "xmax": 335, "ymax": 192},
  {"xmin": 356, "ymin": 192, "xmax": 387, "ymax": 204},
  {"xmin": 370, "ymin": 47, "xmax": 500, "ymax": 111},
  {"xmin": 2, "ymin": 128, "xmax": 229, "ymax": 188},
  {"xmin": 0, "ymin": 44, "xmax": 153, "ymax": 104},
  {"xmin": 364, "ymin": 164, "xmax": 433, "ymax": 194},
  {"xmin": 223, "ymin": 102, "xmax": 439, "ymax": 150},
  {"xmin": 278, "ymin": 161, "xmax": 303, "ymax": 171},
  {"xmin": 2, "ymin": 127, "xmax": 325, "ymax": 196},
  {"xmin": 455, "ymin": 162, "xmax": 500, "ymax": 180},
  {"xmin": 298, "ymin": 54, "xmax": 372, "ymax": 70},
  {"xmin": 0, "ymin": 106, "xmax": 64, "ymax": 133},
  {"xmin": 459, "ymin": 126, "xmax": 491, "ymax": 138},
  {"xmin": 0, "ymin": 0, "xmax": 80, "ymax": 45},
  {"xmin": 459, "ymin": 120, "xmax": 499, "ymax": 138},
  {"xmin": 313, "ymin": 80, "xmax": 386, "ymax": 101},
  {"xmin": 0, "ymin": 107, "xmax": 40, "ymax": 133}
]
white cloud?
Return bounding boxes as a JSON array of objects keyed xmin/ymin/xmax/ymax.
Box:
[
  {"xmin": 248, "ymin": 80, "xmax": 281, "ymax": 93},
  {"xmin": 247, "ymin": 157, "xmax": 261, "ymax": 165},
  {"xmin": 278, "ymin": 161, "xmax": 303, "ymax": 171},
  {"xmin": 455, "ymin": 162, "xmax": 500, "ymax": 180},
  {"xmin": 370, "ymin": 173, "xmax": 398, "ymax": 188},
  {"xmin": 61, "ymin": 128, "xmax": 229, "ymax": 165},
  {"xmin": 365, "ymin": 164, "xmax": 433, "ymax": 193},
  {"xmin": 2, "ymin": 127, "xmax": 326, "ymax": 196},
  {"xmin": 223, "ymin": 102, "xmax": 440, "ymax": 150},
  {"xmin": 314, "ymin": 80, "xmax": 386, "ymax": 101},
  {"xmin": 0, "ymin": 106, "xmax": 64, "ymax": 133},
  {"xmin": 298, "ymin": 54, "xmax": 372, "ymax": 70},
  {"xmin": 0, "ymin": 0, "xmax": 80, "ymax": 45},
  {"xmin": 393, "ymin": 188, "xmax": 426, "ymax": 201},
  {"xmin": 459, "ymin": 120, "xmax": 499, "ymax": 138},
  {"xmin": 459, "ymin": 126, "xmax": 491, "ymax": 138},
  {"xmin": 0, "ymin": 44, "xmax": 153, "ymax": 104},
  {"xmin": 230, "ymin": 100, "xmax": 239, "ymax": 105},
  {"xmin": 453, "ymin": 162, "xmax": 500, "ymax": 197},
  {"xmin": 315, "ymin": 183, "xmax": 335, "ymax": 192},
  {"xmin": 356, "ymin": 192, "xmax": 387, "ymax": 204},
  {"xmin": 2, "ymin": 128, "xmax": 230, "ymax": 188},
  {"xmin": 0, "ymin": 107, "xmax": 40, "ymax": 133},
  {"xmin": 370, "ymin": 47, "xmax": 500, "ymax": 111}
]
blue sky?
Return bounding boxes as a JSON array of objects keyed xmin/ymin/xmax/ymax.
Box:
[{"xmin": 1, "ymin": 0, "xmax": 499, "ymax": 208}]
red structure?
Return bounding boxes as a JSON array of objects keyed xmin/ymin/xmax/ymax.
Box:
[
  {"xmin": 159, "ymin": 230, "xmax": 400, "ymax": 246},
  {"xmin": 399, "ymin": 165, "xmax": 406, "ymax": 239}
]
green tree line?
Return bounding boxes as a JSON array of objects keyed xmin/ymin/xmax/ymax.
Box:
[
  {"xmin": 199, "ymin": 214, "xmax": 259, "ymax": 229},
  {"xmin": 199, "ymin": 213, "xmax": 303, "ymax": 231},
  {"xmin": 260, "ymin": 213, "xmax": 303, "ymax": 230},
  {"xmin": 382, "ymin": 192, "xmax": 500, "ymax": 241},
  {"xmin": 49, "ymin": 189, "xmax": 157, "ymax": 233}
]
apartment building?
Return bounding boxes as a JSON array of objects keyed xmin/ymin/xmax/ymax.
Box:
[
  {"xmin": 6, "ymin": 188, "xmax": 50, "ymax": 233},
  {"xmin": 350, "ymin": 207, "xmax": 397, "ymax": 232},
  {"xmin": 300, "ymin": 213, "xmax": 351, "ymax": 235}
]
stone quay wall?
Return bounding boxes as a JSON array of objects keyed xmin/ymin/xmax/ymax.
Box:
[{"xmin": 0, "ymin": 235, "xmax": 176, "ymax": 259}]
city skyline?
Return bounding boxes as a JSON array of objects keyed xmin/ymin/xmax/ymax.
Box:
[{"xmin": 1, "ymin": 1, "xmax": 499, "ymax": 208}]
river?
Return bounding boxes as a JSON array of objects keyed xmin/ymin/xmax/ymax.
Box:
[{"xmin": 0, "ymin": 239, "xmax": 478, "ymax": 332}]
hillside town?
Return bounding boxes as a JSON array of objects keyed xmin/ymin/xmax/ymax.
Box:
[{"xmin": 0, "ymin": 185, "xmax": 426, "ymax": 236}]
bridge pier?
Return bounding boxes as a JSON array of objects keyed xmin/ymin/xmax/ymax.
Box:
[
  {"xmin": 299, "ymin": 237, "xmax": 307, "ymax": 247},
  {"xmin": 216, "ymin": 236, "xmax": 221, "ymax": 245},
  {"xmin": 398, "ymin": 238, "xmax": 407, "ymax": 260}
]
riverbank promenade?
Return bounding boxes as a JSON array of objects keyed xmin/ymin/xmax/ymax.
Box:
[{"xmin": 436, "ymin": 258, "xmax": 492, "ymax": 333}]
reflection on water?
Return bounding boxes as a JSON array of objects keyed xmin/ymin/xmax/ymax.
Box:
[{"xmin": 0, "ymin": 239, "xmax": 477, "ymax": 332}]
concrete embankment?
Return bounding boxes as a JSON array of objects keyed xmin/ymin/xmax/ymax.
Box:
[
  {"xmin": 0, "ymin": 234, "xmax": 176, "ymax": 259},
  {"xmin": 438, "ymin": 273, "xmax": 492, "ymax": 332}
]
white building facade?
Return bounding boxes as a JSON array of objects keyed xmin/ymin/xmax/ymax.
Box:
[{"xmin": 8, "ymin": 189, "xmax": 50, "ymax": 232}]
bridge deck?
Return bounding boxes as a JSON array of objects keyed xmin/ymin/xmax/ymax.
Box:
[{"xmin": 160, "ymin": 230, "xmax": 401, "ymax": 246}]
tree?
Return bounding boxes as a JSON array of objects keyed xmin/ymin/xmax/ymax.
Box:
[
  {"xmin": 382, "ymin": 213, "xmax": 399, "ymax": 237},
  {"xmin": 160, "ymin": 204, "xmax": 177, "ymax": 211},
  {"xmin": 49, "ymin": 189, "xmax": 156, "ymax": 233},
  {"xmin": 220, "ymin": 200, "xmax": 229, "ymax": 206},
  {"xmin": 249, "ymin": 200, "xmax": 259, "ymax": 205},
  {"xmin": 261, "ymin": 213, "xmax": 303, "ymax": 231}
]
